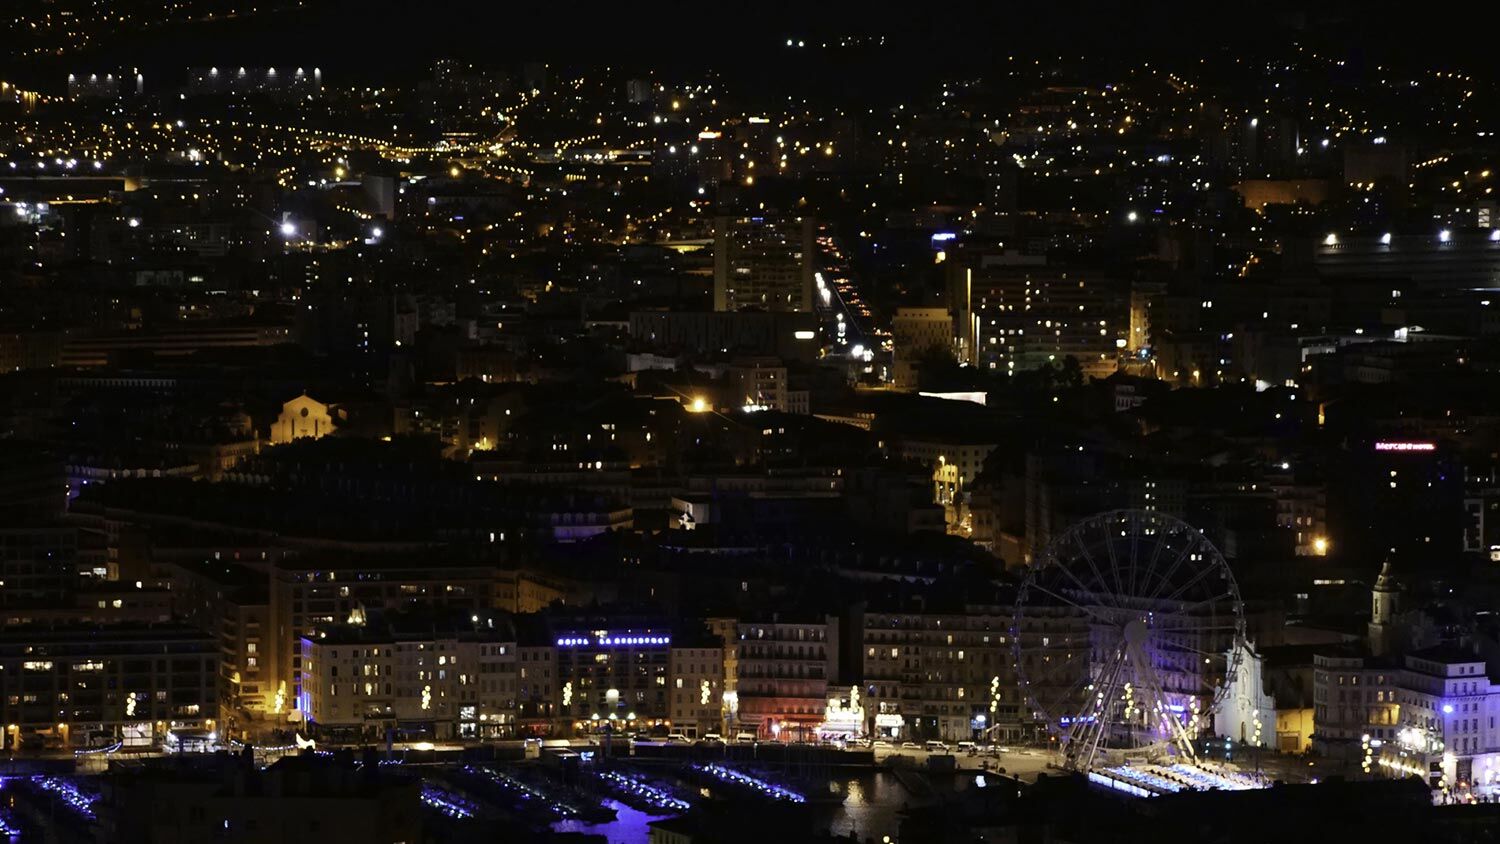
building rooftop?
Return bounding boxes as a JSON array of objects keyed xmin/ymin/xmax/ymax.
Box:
[
  {"xmin": 0, "ymin": 621, "xmax": 215, "ymax": 648},
  {"xmin": 1406, "ymin": 644, "xmax": 1486, "ymax": 666}
]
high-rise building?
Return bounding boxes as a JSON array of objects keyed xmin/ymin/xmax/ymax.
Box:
[
  {"xmin": 301, "ymin": 610, "xmax": 519, "ymax": 742},
  {"xmin": 724, "ymin": 357, "xmax": 789, "ymax": 411},
  {"xmin": 0, "ymin": 444, "xmax": 65, "ymax": 523},
  {"xmin": 713, "ymin": 216, "xmax": 815, "ymax": 313},
  {"xmin": 0, "ymin": 525, "xmax": 84, "ymax": 608},
  {"xmin": 0, "ymin": 623, "xmax": 217, "ymax": 750},
  {"xmin": 891, "ymin": 307, "xmax": 953, "ymax": 389},
  {"xmin": 553, "ymin": 624, "xmax": 674, "ymax": 734},
  {"xmin": 736, "ymin": 612, "xmax": 840, "ymax": 740},
  {"xmin": 629, "ymin": 310, "xmax": 819, "ymax": 360},
  {"xmin": 668, "ymin": 638, "xmax": 726, "ymax": 738},
  {"xmin": 948, "ymin": 257, "xmax": 1127, "ymax": 379},
  {"xmin": 858, "ymin": 604, "xmax": 1025, "ymax": 743},
  {"xmin": 1314, "ymin": 231, "xmax": 1500, "ymax": 294},
  {"xmin": 161, "ymin": 551, "xmax": 511, "ymax": 731},
  {"xmin": 1312, "ymin": 641, "xmax": 1500, "ymax": 789},
  {"xmin": 625, "ymin": 78, "xmax": 652, "ymax": 104}
]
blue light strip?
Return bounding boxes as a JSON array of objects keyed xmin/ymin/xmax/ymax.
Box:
[
  {"xmin": 462, "ymin": 765, "xmax": 583, "ymax": 817},
  {"xmin": 0, "ymin": 776, "xmax": 13, "ymax": 839},
  {"xmin": 595, "ymin": 769, "xmax": 690, "ymax": 812},
  {"xmin": 693, "ymin": 764, "xmax": 806, "ymax": 803},
  {"xmin": 0, "ymin": 781, "xmax": 15, "ymax": 838},
  {"xmin": 32, "ymin": 776, "xmax": 100, "ymax": 819},
  {"xmin": 420, "ymin": 783, "xmax": 475, "ymax": 819}
]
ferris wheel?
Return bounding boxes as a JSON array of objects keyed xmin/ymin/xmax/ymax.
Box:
[{"xmin": 1010, "ymin": 510, "xmax": 1246, "ymax": 773}]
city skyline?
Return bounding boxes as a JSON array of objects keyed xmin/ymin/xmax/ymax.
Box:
[{"xmin": 5, "ymin": 3, "xmax": 1500, "ymax": 843}]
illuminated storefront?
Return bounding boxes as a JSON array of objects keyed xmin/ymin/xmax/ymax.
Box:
[{"xmin": 817, "ymin": 687, "xmax": 865, "ymax": 741}]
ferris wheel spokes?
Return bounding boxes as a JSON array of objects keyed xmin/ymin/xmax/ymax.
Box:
[
  {"xmin": 1024, "ymin": 580, "xmax": 1119, "ymax": 625},
  {"xmin": 1068, "ymin": 645, "xmax": 1129, "ymax": 771},
  {"xmin": 1137, "ymin": 532, "xmax": 1201, "ymax": 604},
  {"xmin": 1012, "ymin": 511, "xmax": 1246, "ymax": 775},
  {"xmin": 1058, "ymin": 529, "xmax": 1125, "ymax": 611},
  {"xmin": 1151, "ymin": 556, "xmax": 1226, "ymax": 605},
  {"xmin": 1158, "ymin": 589, "xmax": 1239, "ymax": 617},
  {"xmin": 1126, "ymin": 637, "xmax": 1201, "ymax": 764}
]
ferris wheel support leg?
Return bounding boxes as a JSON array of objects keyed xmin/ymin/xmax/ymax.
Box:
[
  {"xmin": 1127, "ymin": 641, "xmax": 1200, "ymax": 767},
  {"xmin": 1061, "ymin": 657, "xmax": 1110, "ymax": 769},
  {"xmin": 1078, "ymin": 647, "xmax": 1129, "ymax": 772},
  {"xmin": 1043, "ymin": 654, "xmax": 1114, "ymax": 767}
]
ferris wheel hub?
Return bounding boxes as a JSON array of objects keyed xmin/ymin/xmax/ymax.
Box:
[{"xmin": 1122, "ymin": 618, "xmax": 1148, "ymax": 646}]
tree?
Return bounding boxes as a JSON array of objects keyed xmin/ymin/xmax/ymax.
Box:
[{"xmin": 1057, "ymin": 355, "xmax": 1085, "ymax": 389}]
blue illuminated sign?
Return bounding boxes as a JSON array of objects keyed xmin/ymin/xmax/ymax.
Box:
[{"xmin": 556, "ymin": 633, "xmax": 672, "ymax": 647}]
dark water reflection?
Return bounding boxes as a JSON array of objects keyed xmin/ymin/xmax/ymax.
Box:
[
  {"xmin": 551, "ymin": 799, "xmax": 670, "ymax": 844},
  {"xmin": 551, "ymin": 771, "xmax": 968, "ymax": 843}
]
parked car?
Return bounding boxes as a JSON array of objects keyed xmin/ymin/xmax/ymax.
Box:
[
  {"xmin": 666, "ymin": 733, "xmax": 692, "ymax": 744},
  {"xmin": 899, "ymin": 741, "xmax": 921, "ymax": 751},
  {"xmin": 957, "ymin": 741, "xmax": 978, "ymax": 753},
  {"xmin": 734, "ymin": 732, "xmax": 758, "ymax": 743},
  {"xmin": 924, "ymin": 740, "xmax": 949, "ymax": 753},
  {"xmin": 700, "ymin": 733, "xmax": 724, "ymax": 744},
  {"xmin": 872, "ymin": 740, "xmax": 893, "ymax": 750}
]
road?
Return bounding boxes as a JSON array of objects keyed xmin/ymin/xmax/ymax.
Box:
[
  {"xmin": 869, "ymin": 745, "xmax": 1058, "ymax": 781},
  {"xmin": 12, "ymin": 738, "xmax": 1320, "ymax": 790}
]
